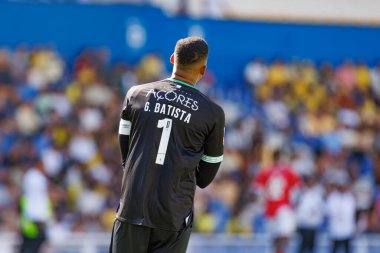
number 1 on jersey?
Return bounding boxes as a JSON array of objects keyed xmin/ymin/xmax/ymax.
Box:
[{"xmin": 156, "ymin": 118, "xmax": 172, "ymax": 165}]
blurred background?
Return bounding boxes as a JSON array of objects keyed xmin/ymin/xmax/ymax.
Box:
[{"xmin": 0, "ymin": 0, "xmax": 380, "ymax": 252}]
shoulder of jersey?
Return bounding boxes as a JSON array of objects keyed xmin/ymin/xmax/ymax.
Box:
[
  {"xmin": 207, "ymin": 99, "xmax": 224, "ymax": 118},
  {"xmin": 186, "ymin": 84, "xmax": 225, "ymax": 118},
  {"xmin": 212, "ymin": 101, "xmax": 224, "ymax": 115},
  {"xmin": 136, "ymin": 80, "xmax": 170, "ymax": 91},
  {"xmin": 127, "ymin": 81, "xmax": 159, "ymax": 95}
]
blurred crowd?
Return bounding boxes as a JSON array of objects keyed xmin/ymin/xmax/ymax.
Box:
[
  {"xmin": 1, "ymin": 45, "xmax": 380, "ymax": 245},
  {"xmin": 195, "ymin": 58, "xmax": 380, "ymax": 238},
  {"xmin": 0, "ymin": 45, "xmax": 168, "ymax": 241}
]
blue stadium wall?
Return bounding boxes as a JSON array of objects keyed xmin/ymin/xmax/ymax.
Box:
[{"xmin": 0, "ymin": 0, "xmax": 379, "ymax": 88}]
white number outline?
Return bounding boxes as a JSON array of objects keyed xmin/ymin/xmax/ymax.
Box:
[{"xmin": 155, "ymin": 118, "xmax": 172, "ymax": 165}]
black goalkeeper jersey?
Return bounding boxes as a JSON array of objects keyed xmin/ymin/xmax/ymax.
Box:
[{"xmin": 116, "ymin": 78, "xmax": 225, "ymax": 231}]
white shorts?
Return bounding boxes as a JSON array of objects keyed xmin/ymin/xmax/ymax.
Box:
[{"xmin": 267, "ymin": 206, "xmax": 296, "ymax": 237}]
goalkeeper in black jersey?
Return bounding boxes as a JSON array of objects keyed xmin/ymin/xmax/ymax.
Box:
[{"xmin": 110, "ymin": 37, "xmax": 225, "ymax": 253}]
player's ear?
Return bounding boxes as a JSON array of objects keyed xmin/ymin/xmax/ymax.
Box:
[
  {"xmin": 170, "ymin": 54, "xmax": 175, "ymax": 64},
  {"xmin": 200, "ymin": 64, "xmax": 206, "ymax": 76}
]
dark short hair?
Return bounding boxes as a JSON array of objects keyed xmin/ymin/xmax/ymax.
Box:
[
  {"xmin": 174, "ymin": 37, "xmax": 208, "ymax": 67},
  {"xmin": 273, "ymin": 149, "xmax": 282, "ymax": 162}
]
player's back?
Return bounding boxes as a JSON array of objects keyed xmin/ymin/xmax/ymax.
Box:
[
  {"xmin": 117, "ymin": 78, "xmax": 224, "ymax": 231},
  {"xmin": 253, "ymin": 164, "xmax": 300, "ymax": 217}
]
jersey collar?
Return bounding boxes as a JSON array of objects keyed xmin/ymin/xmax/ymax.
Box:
[{"xmin": 167, "ymin": 78, "xmax": 198, "ymax": 90}]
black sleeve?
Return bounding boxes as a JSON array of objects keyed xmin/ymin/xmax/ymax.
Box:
[
  {"xmin": 119, "ymin": 134, "xmax": 130, "ymax": 168},
  {"xmin": 202, "ymin": 106, "xmax": 225, "ymax": 159},
  {"xmin": 118, "ymin": 88, "xmax": 134, "ymax": 168},
  {"xmin": 196, "ymin": 160, "xmax": 220, "ymax": 188},
  {"xmin": 196, "ymin": 106, "xmax": 225, "ymax": 188}
]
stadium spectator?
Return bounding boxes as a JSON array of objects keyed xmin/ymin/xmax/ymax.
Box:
[
  {"xmin": 325, "ymin": 173, "xmax": 356, "ymax": 253},
  {"xmin": 244, "ymin": 58, "xmax": 268, "ymax": 88},
  {"xmin": 296, "ymin": 174, "xmax": 324, "ymax": 253},
  {"xmin": 370, "ymin": 62, "xmax": 380, "ymax": 97},
  {"xmin": 19, "ymin": 159, "xmax": 52, "ymax": 253},
  {"xmin": 335, "ymin": 60, "xmax": 357, "ymax": 90}
]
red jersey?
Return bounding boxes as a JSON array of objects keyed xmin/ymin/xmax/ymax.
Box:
[{"xmin": 253, "ymin": 164, "xmax": 300, "ymax": 218}]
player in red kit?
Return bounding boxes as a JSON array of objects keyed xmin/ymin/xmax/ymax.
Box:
[{"xmin": 252, "ymin": 149, "xmax": 301, "ymax": 253}]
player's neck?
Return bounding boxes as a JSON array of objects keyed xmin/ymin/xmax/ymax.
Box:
[{"xmin": 171, "ymin": 70, "xmax": 198, "ymax": 87}]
